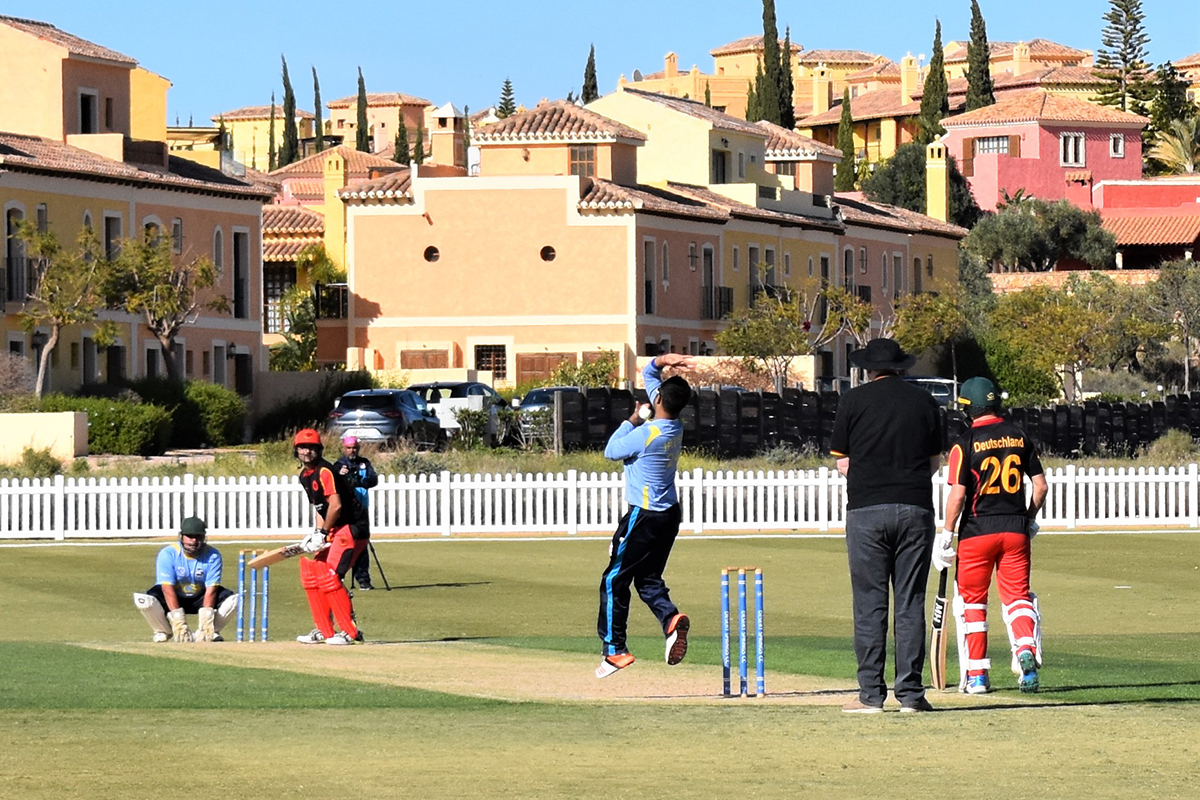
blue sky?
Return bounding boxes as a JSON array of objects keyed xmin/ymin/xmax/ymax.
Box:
[{"xmin": 6, "ymin": 0, "xmax": 1197, "ymax": 124}]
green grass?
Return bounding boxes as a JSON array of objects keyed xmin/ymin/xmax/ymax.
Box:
[{"xmin": 2, "ymin": 533, "xmax": 1199, "ymax": 798}]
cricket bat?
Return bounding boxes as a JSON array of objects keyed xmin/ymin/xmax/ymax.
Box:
[
  {"xmin": 929, "ymin": 569, "xmax": 950, "ymax": 691},
  {"xmin": 247, "ymin": 544, "xmax": 304, "ymax": 569}
]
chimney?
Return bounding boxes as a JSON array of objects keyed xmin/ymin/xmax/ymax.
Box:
[
  {"xmin": 811, "ymin": 65, "xmax": 831, "ymax": 115},
  {"xmin": 925, "ymin": 141, "xmax": 950, "ymax": 223},
  {"xmin": 323, "ymin": 150, "xmax": 349, "ymax": 266},
  {"xmin": 665, "ymin": 52, "xmax": 679, "ymax": 78},
  {"xmin": 1012, "ymin": 42, "xmax": 1031, "ymax": 76},
  {"xmin": 899, "ymin": 54, "xmax": 919, "ymax": 105}
]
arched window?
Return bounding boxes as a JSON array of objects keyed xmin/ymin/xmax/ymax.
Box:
[{"xmin": 212, "ymin": 228, "xmax": 224, "ymax": 273}]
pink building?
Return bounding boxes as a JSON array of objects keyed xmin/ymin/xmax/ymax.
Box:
[{"xmin": 940, "ymin": 91, "xmax": 1147, "ymax": 211}]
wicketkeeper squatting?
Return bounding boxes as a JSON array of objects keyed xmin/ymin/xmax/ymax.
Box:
[
  {"xmin": 133, "ymin": 516, "xmax": 237, "ymax": 643},
  {"xmin": 936, "ymin": 377, "xmax": 1049, "ymax": 694}
]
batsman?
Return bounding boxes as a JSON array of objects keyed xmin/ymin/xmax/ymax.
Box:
[{"xmin": 936, "ymin": 377, "xmax": 1048, "ymax": 694}]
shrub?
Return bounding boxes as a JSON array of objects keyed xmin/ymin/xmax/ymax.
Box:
[
  {"xmin": 0, "ymin": 352, "xmax": 36, "ymax": 395},
  {"xmin": 379, "ymin": 449, "xmax": 448, "ymax": 476},
  {"xmin": 40, "ymin": 394, "xmax": 172, "ymax": 456},
  {"xmin": 452, "ymin": 407, "xmax": 490, "ymax": 450},
  {"xmin": 184, "ymin": 382, "xmax": 246, "ymax": 446},
  {"xmin": 19, "ymin": 447, "xmax": 63, "ymax": 478},
  {"xmin": 1142, "ymin": 429, "xmax": 1199, "ymax": 467}
]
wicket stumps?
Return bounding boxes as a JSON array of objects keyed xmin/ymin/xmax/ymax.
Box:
[
  {"xmin": 236, "ymin": 550, "xmax": 270, "ymax": 642},
  {"xmin": 720, "ymin": 567, "xmax": 765, "ymax": 697}
]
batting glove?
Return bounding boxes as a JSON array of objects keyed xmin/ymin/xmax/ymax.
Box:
[
  {"xmin": 931, "ymin": 529, "xmax": 956, "ymax": 572},
  {"xmin": 299, "ymin": 529, "xmax": 328, "ymax": 553}
]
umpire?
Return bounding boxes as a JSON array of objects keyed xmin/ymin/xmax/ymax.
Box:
[{"xmin": 830, "ymin": 338, "xmax": 942, "ymax": 713}]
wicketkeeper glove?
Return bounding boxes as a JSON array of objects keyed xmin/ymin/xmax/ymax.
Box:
[
  {"xmin": 299, "ymin": 529, "xmax": 329, "ymax": 553},
  {"xmin": 167, "ymin": 607, "xmax": 194, "ymax": 643},
  {"xmin": 196, "ymin": 607, "xmax": 216, "ymax": 642},
  {"xmin": 931, "ymin": 529, "xmax": 956, "ymax": 572}
]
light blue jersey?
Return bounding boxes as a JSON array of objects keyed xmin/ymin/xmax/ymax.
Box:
[
  {"xmin": 604, "ymin": 360, "xmax": 683, "ymax": 511},
  {"xmin": 155, "ymin": 543, "xmax": 222, "ymax": 600}
]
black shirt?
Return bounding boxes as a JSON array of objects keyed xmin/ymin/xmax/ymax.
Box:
[
  {"xmin": 947, "ymin": 416, "xmax": 1044, "ymax": 539},
  {"xmin": 829, "ymin": 375, "xmax": 942, "ymax": 511},
  {"xmin": 299, "ymin": 457, "xmax": 366, "ymax": 536}
]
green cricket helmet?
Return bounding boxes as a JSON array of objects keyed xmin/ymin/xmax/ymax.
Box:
[{"xmin": 958, "ymin": 377, "xmax": 1002, "ymax": 414}]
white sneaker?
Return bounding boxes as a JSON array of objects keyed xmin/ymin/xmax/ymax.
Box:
[
  {"xmin": 326, "ymin": 631, "xmax": 358, "ymax": 646},
  {"xmin": 296, "ymin": 629, "xmax": 326, "ymax": 644},
  {"xmin": 152, "ymin": 631, "xmax": 170, "ymax": 643}
]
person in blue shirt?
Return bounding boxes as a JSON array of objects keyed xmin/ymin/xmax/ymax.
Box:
[
  {"xmin": 596, "ymin": 353, "xmax": 695, "ymax": 678},
  {"xmin": 335, "ymin": 435, "xmax": 380, "ymax": 590},
  {"xmin": 132, "ymin": 517, "xmax": 236, "ymax": 642}
]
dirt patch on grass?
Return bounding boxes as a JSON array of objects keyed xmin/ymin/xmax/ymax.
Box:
[{"xmin": 85, "ymin": 639, "xmax": 865, "ymax": 705}]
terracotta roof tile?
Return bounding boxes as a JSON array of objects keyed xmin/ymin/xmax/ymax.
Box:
[
  {"xmin": 710, "ymin": 36, "xmax": 803, "ymax": 56},
  {"xmin": 270, "ymin": 145, "xmax": 404, "ymax": 177},
  {"xmin": 945, "ymin": 38, "xmax": 1090, "ymax": 64},
  {"xmin": 797, "ymin": 88, "xmax": 920, "ymax": 126},
  {"xmin": 338, "ymin": 168, "xmax": 413, "ymax": 200},
  {"xmin": 914, "ymin": 66, "xmax": 1105, "ymax": 102},
  {"xmin": 755, "ymin": 120, "xmax": 842, "ymax": 159},
  {"xmin": 621, "ymin": 88, "xmax": 769, "ymax": 136},
  {"xmin": 666, "ymin": 182, "xmax": 843, "ymax": 230},
  {"xmin": 796, "ymin": 49, "xmax": 883, "ymax": 65},
  {"xmin": 580, "ymin": 179, "xmax": 729, "ymax": 221},
  {"xmin": 281, "ymin": 179, "xmax": 324, "ymax": 201},
  {"xmin": 1101, "ymin": 213, "xmax": 1200, "ymax": 246},
  {"xmin": 326, "ymin": 92, "xmax": 432, "ymax": 109},
  {"xmin": 474, "ymin": 100, "xmax": 647, "ymax": 143},
  {"xmin": 834, "ymin": 193, "xmax": 968, "ymax": 238},
  {"xmin": 264, "ymin": 237, "xmax": 324, "ymax": 262},
  {"xmin": 1064, "ymin": 170, "xmax": 1093, "ymax": 183},
  {"xmin": 215, "ymin": 104, "xmax": 314, "ymax": 122},
  {"xmin": 845, "ymin": 60, "xmax": 900, "ymax": 82},
  {"xmin": 0, "ymin": 133, "xmax": 274, "ymax": 200},
  {"xmin": 941, "ymin": 91, "xmax": 1149, "ymax": 127},
  {"xmin": 1174, "ymin": 52, "xmax": 1200, "ymax": 70},
  {"xmin": 0, "ymin": 15, "xmax": 136, "ymax": 65},
  {"xmin": 263, "ymin": 204, "xmax": 324, "ymax": 234}
]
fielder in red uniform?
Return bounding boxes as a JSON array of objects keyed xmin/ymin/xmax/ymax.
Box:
[
  {"xmin": 292, "ymin": 428, "xmax": 367, "ymax": 646},
  {"xmin": 935, "ymin": 378, "xmax": 1048, "ymax": 694}
]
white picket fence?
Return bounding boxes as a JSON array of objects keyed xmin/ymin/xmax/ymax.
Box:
[{"xmin": 1, "ymin": 464, "xmax": 1197, "ymax": 541}]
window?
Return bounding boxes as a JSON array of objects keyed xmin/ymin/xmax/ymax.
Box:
[
  {"xmin": 688, "ymin": 241, "xmax": 698, "ymax": 271},
  {"xmin": 732, "ymin": 245, "xmax": 739, "ymax": 272},
  {"xmin": 974, "ymin": 136, "xmax": 1010, "ymax": 155},
  {"xmin": 643, "ymin": 239, "xmax": 655, "ymax": 314},
  {"xmin": 748, "ymin": 245, "xmax": 760, "ymax": 291},
  {"xmin": 1060, "ymin": 132, "xmax": 1085, "ymax": 167},
  {"xmin": 818, "ymin": 255, "xmax": 831, "ymax": 323},
  {"xmin": 1110, "ymin": 133, "xmax": 1125, "ymax": 158},
  {"xmin": 842, "ymin": 248, "xmax": 854, "ymax": 293},
  {"xmin": 79, "ymin": 90, "xmax": 98, "ymax": 134},
  {"xmin": 881, "ymin": 251, "xmax": 888, "ymax": 290},
  {"xmin": 784, "ymin": 252, "xmax": 791, "ymax": 277},
  {"xmin": 172, "ymin": 219, "xmax": 183, "ymax": 254},
  {"xmin": 540, "ymin": 245, "xmax": 556, "ymax": 261},
  {"xmin": 233, "ymin": 230, "xmax": 250, "ymax": 319},
  {"xmin": 144, "ymin": 221, "xmax": 162, "ymax": 247},
  {"xmin": 893, "ymin": 253, "xmax": 903, "ymax": 299},
  {"xmin": 212, "ymin": 228, "xmax": 224, "ymax": 272},
  {"xmin": 912, "ymin": 257, "xmax": 923, "ymax": 294},
  {"xmin": 737, "ymin": 151, "xmax": 746, "ymax": 178},
  {"xmin": 186, "ymin": 349, "xmax": 194, "ymax": 377},
  {"xmin": 105, "ymin": 97, "xmax": 114, "ymax": 130},
  {"xmin": 927, "ymin": 253, "xmax": 935, "ymax": 278},
  {"xmin": 202, "ymin": 349, "xmax": 211, "ymax": 377},
  {"xmin": 763, "ymin": 248, "xmax": 775, "ymax": 286},
  {"xmin": 569, "ymin": 144, "xmax": 596, "ymax": 177},
  {"xmin": 103, "ymin": 214, "xmax": 122, "ymax": 260},
  {"xmin": 859, "ymin": 246, "xmax": 867, "ymax": 274},
  {"xmin": 661, "ymin": 242, "xmax": 669, "ymax": 286},
  {"xmin": 70, "ymin": 342, "xmax": 79, "ymax": 369},
  {"xmin": 711, "ymin": 149, "xmax": 728, "ymax": 183},
  {"xmin": 475, "ymin": 345, "xmax": 507, "ymax": 379},
  {"xmin": 263, "ymin": 265, "xmax": 297, "ymax": 333},
  {"xmin": 775, "ymin": 161, "xmax": 797, "ymax": 176},
  {"xmin": 807, "ymin": 256, "xmax": 814, "ymax": 277},
  {"xmin": 36, "ymin": 204, "xmax": 48, "ymax": 233}
]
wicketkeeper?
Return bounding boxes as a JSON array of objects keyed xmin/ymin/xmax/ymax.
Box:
[
  {"xmin": 133, "ymin": 517, "xmax": 236, "ymax": 642},
  {"xmin": 936, "ymin": 377, "xmax": 1048, "ymax": 694}
]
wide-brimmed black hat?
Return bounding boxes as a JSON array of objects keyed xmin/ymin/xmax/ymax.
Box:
[{"xmin": 848, "ymin": 338, "xmax": 916, "ymax": 371}]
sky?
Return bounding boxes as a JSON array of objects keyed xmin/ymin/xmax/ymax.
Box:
[{"xmin": 6, "ymin": 0, "xmax": 1198, "ymax": 125}]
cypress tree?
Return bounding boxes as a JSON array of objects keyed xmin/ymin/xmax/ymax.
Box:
[
  {"xmin": 497, "ymin": 78, "xmax": 517, "ymax": 118},
  {"xmin": 394, "ymin": 116, "xmax": 410, "ymax": 164},
  {"xmin": 918, "ymin": 20, "xmax": 950, "ymax": 143},
  {"xmin": 412, "ymin": 122, "xmax": 426, "ymax": 164},
  {"xmin": 463, "ymin": 104, "xmax": 471, "ymax": 150},
  {"xmin": 267, "ymin": 96, "xmax": 277, "ymax": 171},
  {"xmin": 582, "ymin": 45, "xmax": 599, "ymax": 104},
  {"xmin": 280, "ymin": 56, "xmax": 299, "ymax": 167},
  {"xmin": 1094, "ymin": 0, "xmax": 1153, "ymax": 114},
  {"xmin": 566, "ymin": 90, "xmax": 576, "ymax": 103},
  {"xmin": 705, "ymin": 82, "xmax": 712, "ymax": 108},
  {"xmin": 756, "ymin": 0, "xmax": 782, "ymax": 124},
  {"xmin": 217, "ymin": 115, "xmax": 227, "ymax": 153},
  {"xmin": 835, "ymin": 89, "xmax": 856, "ymax": 192},
  {"xmin": 312, "ymin": 67, "xmax": 324, "ymax": 153},
  {"xmin": 779, "ymin": 27, "xmax": 795, "ymax": 129},
  {"xmin": 355, "ymin": 67, "xmax": 370, "ymax": 152},
  {"xmin": 745, "ymin": 79, "xmax": 760, "ymax": 122},
  {"xmin": 964, "ymin": 0, "xmax": 996, "ymax": 111},
  {"xmin": 1149, "ymin": 62, "xmax": 1197, "ymax": 135}
]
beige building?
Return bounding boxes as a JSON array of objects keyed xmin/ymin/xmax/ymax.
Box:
[
  {"xmin": 325, "ymin": 92, "xmax": 432, "ymax": 158},
  {"xmin": 214, "ymin": 104, "xmax": 315, "ymax": 172}
]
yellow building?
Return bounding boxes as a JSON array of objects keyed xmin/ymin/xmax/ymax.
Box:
[
  {"xmin": 330, "ymin": 91, "xmax": 963, "ymax": 385},
  {"xmin": 622, "ymin": 37, "xmax": 884, "ymax": 120},
  {"xmin": 214, "ymin": 104, "xmax": 315, "ymax": 172},
  {"xmin": 942, "ymin": 38, "xmax": 1092, "ymax": 81},
  {"xmin": 1, "ymin": 14, "xmax": 273, "ymax": 394},
  {"xmin": 325, "ymin": 92, "xmax": 432, "ymax": 158},
  {"xmin": 1175, "ymin": 52, "xmax": 1200, "ymax": 102}
]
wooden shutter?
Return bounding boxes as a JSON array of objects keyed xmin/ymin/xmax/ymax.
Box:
[
  {"xmin": 961, "ymin": 137, "xmax": 975, "ymax": 177},
  {"xmin": 1008, "ymin": 135, "xmax": 1021, "ymax": 158}
]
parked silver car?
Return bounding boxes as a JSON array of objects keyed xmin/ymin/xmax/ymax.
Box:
[{"xmin": 326, "ymin": 389, "xmax": 445, "ymax": 449}]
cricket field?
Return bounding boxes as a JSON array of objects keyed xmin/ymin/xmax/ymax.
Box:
[{"xmin": 1, "ymin": 531, "xmax": 1198, "ymax": 798}]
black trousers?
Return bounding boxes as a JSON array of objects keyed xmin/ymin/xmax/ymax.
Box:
[
  {"xmin": 597, "ymin": 504, "xmax": 682, "ymax": 656},
  {"xmin": 845, "ymin": 503, "xmax": 934, "ymax": 707},
  {"xmin": 145, "ymin": 584, "xmax": 234, "ymax": 614}
]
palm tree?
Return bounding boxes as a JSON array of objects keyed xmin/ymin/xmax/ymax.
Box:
[{"xmin": 1149, "ymin": 117, "xmax": 1200, "ymax": 173}]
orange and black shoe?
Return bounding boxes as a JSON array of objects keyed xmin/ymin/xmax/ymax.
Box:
[
  {"xmin": 595, "ymin": 652, "xmax": 635, "ymax": 679},
  {"xmin": 665, "ymin": 613, "xmax": 690, "ymax": 665}
]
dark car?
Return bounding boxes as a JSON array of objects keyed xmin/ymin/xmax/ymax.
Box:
[
  {"xmin": 516, "ymin": 386, "xmax": 580, "ymax": 438},
  {"xmin": 326, "ymin": 389, "xmax": 444, "ymax": 449}
]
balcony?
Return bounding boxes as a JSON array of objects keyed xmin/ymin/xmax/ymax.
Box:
[
  {"xmin": 701, "ymin": 286, "xmax": 734, "ymax": 320},
  {"xmin": 314, "ymin": 282, "xmax": 348, "ymax": 319}
]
